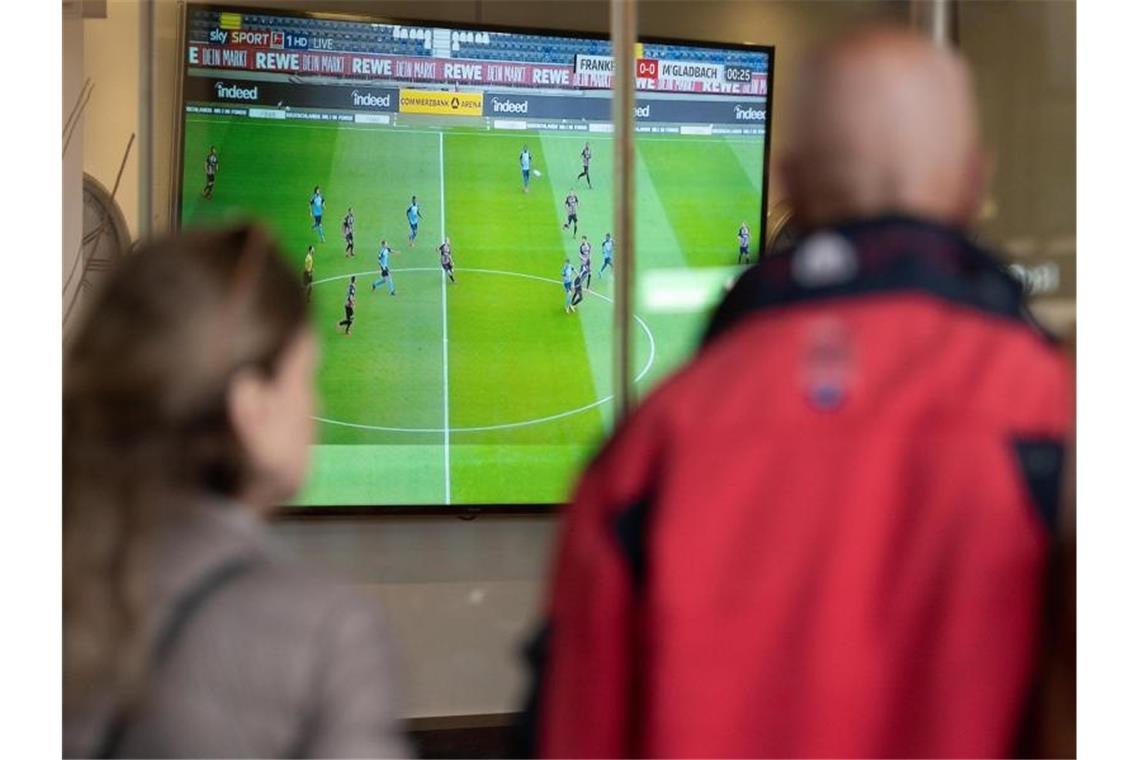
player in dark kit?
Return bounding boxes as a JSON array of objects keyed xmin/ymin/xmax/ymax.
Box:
[
  {"xmin": 570, "ymin": 270, "xmax": 585, "ymax": 310},
  {"xmin": 738, "ymin": 221, "xmax": 751, "ymax": 264},
  {"xmin": 342, "ymin": 207, "xmax": 355, "ymax": 257},
  {"xmin": 440, "ymin": 237, "xmax": 456, "ymax": 283},
  {"xmin": 202, "ymin": 146, "xmax": 218, "ymax": 199},
  {"xmin": 520, "ymin": 145, "xmax": 533, "ymax": 193},
  {"xmin": 577, "ymin": 142, "xmax": 593, "ymax": 189},
  {"xmin": 562, "ymin": 190, "xmax": 580, "ymax": 237},
  {"xmin": 578, "ymin": 236, "xmax": 592, "ymax": 290},
  {"xmin": 338, "ymin": 276, "xmax": 357, "ymax": 335}
]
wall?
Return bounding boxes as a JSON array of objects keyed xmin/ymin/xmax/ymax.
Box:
[
  {"xmin": 83, "ymin": 1, "xmax": 141, "ymax": 239},
  {"xmin": 63, "ymin": 1, "xmax": 85, "ymax": 322},
  {"xmin": 75, "ymin": 0, "xmax": 1073, "ymax": 719},
  {"xmin": 959, "ymin": 0, "xmax": 1077, "ymax": 335},
  {"xmin": 271, "ymin": 514, "xmax": 556, "ymax": 719}
]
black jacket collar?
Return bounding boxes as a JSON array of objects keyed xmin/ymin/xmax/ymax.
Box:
[{"xmin": 703, "ymin": 215, "xmax": 1040, "ymax": 346}]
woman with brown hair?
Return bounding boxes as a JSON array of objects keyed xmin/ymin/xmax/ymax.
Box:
[{"xmin": 63, "ymin": 226, "xmax": 408, "ymax": 758}]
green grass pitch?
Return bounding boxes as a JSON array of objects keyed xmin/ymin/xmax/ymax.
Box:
[{"xmin": 181, "ymin": 115, "xmax": 764, "ymax": 506}]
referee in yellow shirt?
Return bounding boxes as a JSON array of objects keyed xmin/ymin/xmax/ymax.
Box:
[{"xmin": 303, "ymin": 246, "xmax": 314, "ymax": 303}]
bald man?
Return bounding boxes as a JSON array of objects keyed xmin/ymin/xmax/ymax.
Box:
[
  {"xmin": 525, "ymin": 28, "xmax": 1073, "ymax": 758},
  {"xmin": 779, "ymin": 28, "xmax": 989, "ymax": 228}
]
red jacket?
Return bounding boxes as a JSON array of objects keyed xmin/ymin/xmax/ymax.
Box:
[{"xmin": 528, "ymin": 216, "xmax": 1073, "ymax": 758}]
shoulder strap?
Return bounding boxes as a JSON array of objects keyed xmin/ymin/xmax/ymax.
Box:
[{"xmin": 95, "ymin": 557, "xmax": 256, "ymax": 759}]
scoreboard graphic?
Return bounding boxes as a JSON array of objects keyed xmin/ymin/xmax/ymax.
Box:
[{"xmin": 187, "ymin": 10, "xmax": 769, "ymax": 97}]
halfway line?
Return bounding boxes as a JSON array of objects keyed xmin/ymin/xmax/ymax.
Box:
[{"xmin": 438, "ymin": 130, "xmax": 451, "ymax": 505}]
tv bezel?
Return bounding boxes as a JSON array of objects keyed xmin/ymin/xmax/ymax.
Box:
[{"xmin": 173, "ymin": 1, "xmax": 776, "ymax": 517}]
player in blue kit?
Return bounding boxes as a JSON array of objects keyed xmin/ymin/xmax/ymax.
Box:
[
  {"xmin": 309, "ymin": 186, "xmax": 326, "ymax": 242},
  {"xmin": 520, "ymin": 145, "xmax": 533, "ymax": 193},
  {"xmin": 338, "ymin": 276, "xmax": 356, "ymax": 335},
  {"xmin": 597, "ymin": 232, "xmax": 615, "ymax": 280},
  {"xmin": 371, "ymin": 240, "xmax": 396, "ymax": 296},
  {"xmin": 562, "ymin": 259, "xmax": 576, "ymax": 313},
  {"xmin": 738, "ymin": 221, "xmax": 751, "ymax": 264},
  {"xmin": 439, "ymin": 237, "xmax": 456, "ymax": 283},
  {"xmin": 406, "ymin": 196, "xmax": 421, "ymax": 247},
  {"xmin": 578, "ymin": 235, "xmax": 593, "ymax": 291},
  {"xmin": 562, "ymin": 190, "xmax": 579, "ymax": 236}
]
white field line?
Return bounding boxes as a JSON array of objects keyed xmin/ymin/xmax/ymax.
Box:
[
  {"xmin": 183, "ymin": 117, "xmax": 764, "ymax": 144},
  {"xmin": 438, "ymin": 131, "xmax": 451, "ymax": 505}
]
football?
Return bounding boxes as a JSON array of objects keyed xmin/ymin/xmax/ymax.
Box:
[{"xmin": 533, "ymin": 169, "xmax": 542, "ymax": 177}]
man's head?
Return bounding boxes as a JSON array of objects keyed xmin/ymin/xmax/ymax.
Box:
[{"xmin": 779, "ymin": 27, "xmax": 988, "ymax": 229}]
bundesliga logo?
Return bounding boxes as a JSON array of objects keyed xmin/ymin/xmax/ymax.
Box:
[
  {"xmin": 351, "ymin": 90, "xmax": 391, "ymax": 108},
  {"xmin": 734, "ymin": 105, "xmax": 766, "ymax": 121},
  {"xmin": 214, "ymin": 82, "xmax": 259, "ymax": 101},
  {"xmin": 491, "ymin": 97, "xmax": 528, "ymax": 114}
]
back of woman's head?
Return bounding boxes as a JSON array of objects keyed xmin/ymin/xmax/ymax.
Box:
[{"xmin": 63, "ymin": 225, "xmax": 308, "ymax": 712}]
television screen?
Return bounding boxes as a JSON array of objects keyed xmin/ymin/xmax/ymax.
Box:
[{"xmin": 177, "ymin": 4, "xmax": 772, "ymax": 508}]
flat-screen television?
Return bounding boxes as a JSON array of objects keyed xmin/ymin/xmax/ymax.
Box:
[{"xmin": 176, "ymin": 4, "xmax": 772, "ymax": 510}]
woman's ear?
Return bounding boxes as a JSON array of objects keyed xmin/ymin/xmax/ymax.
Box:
[{"xmin": 226, "ymin": 367, "xmax": 268, "ymax": 465}]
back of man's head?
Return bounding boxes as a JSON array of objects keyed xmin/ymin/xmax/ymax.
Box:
[{"xmin": 779, "ymin": 27, "xmax": 988, "ymax": 229}]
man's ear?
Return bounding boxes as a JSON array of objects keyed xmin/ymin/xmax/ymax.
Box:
[
  {"xmin": 958, "ymin": 147, "xmax": 994, "ymax": 226},
  {"xmin": 776, "ymin": 153, "xmax": 801, "ymax": 218}
]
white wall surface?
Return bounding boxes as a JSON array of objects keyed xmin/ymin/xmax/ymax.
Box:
[
  {"xmin": 83, "ymin": 1, "xmax": 141, "ymax": 238},
  {"xmin": 63, "ymin": 1, "xmax": 85, "ymax": 324},
  {"xmin": 269, "ymin": 514, "xmax": 557, "ymax": 718}
]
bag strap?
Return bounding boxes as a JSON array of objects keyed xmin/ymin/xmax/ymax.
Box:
[{"xmin": 95, "ymin": 556, "xmax": 256, "ymax": 759}]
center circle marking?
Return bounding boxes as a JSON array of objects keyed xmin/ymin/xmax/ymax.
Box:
[{"xmin": 311, "ymin": 267, "xmax": 657, "ymax": 433}]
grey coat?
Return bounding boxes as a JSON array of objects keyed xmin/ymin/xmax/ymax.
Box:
[{"xmin": 64, "ymin": 500, "xmax": 410, "ymax": 759}]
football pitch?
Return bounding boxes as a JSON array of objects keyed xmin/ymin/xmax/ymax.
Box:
[{"xmin": 181, "ymin": 115, "xmax": 764, "ymax": 506}]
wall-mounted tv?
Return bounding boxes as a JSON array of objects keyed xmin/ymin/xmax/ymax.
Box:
[{"xmin": 176, "ymin": 3, "xmax": 772, "ymax": 510}]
